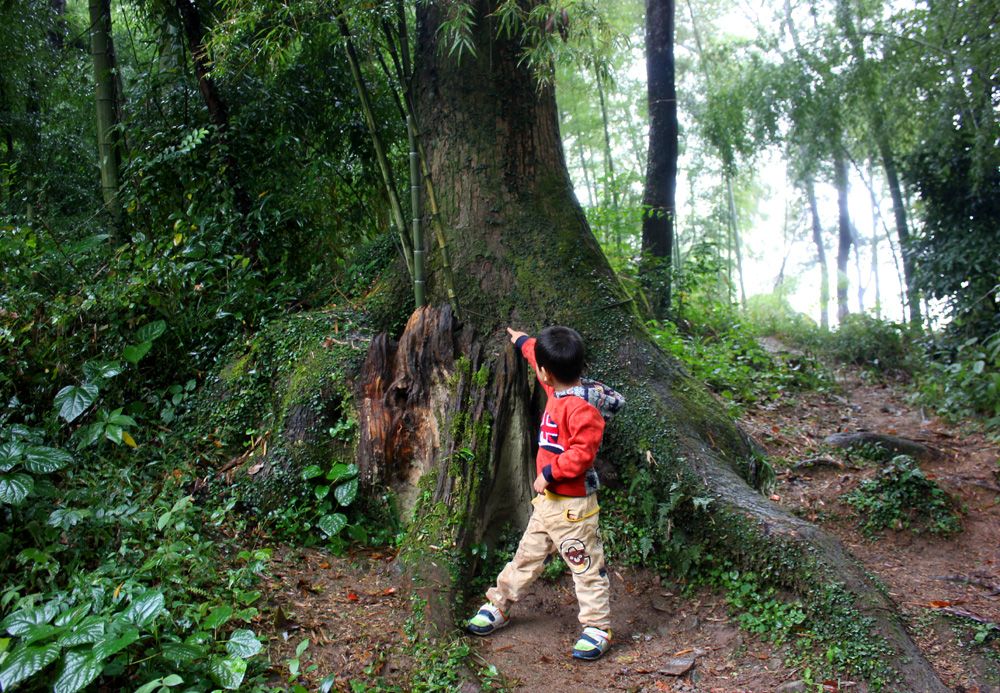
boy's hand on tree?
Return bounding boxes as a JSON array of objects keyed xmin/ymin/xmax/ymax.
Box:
[
  {"xmin": 506, "ymin": 327, "xmax": 528, "ymax": 344},
  {"xmin": 533, "ymin": 472, "xmax": 549, "ymax": 494}
]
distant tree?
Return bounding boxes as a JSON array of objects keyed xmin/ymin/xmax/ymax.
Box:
[{"xmin": 640, "ymin": 0, "xmax": 678, "ymax": 318}]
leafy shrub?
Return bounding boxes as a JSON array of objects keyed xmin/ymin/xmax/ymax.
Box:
[
  {"xmin": 823, "ymin": 315, "xmax": 915, "ymax": 374},
  {"xmin": 649, "ymin": 319, "xmax": 828, "ymax": 412},
  {"xmin": 918, "ymin": 330, "xmax": 1000, "ymax": 428},
  {"xmin": 842, "ymin": 455, "xmax": 961, "ymax": 537}
]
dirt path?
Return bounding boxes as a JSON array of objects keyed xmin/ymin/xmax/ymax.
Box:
[
  {"xmin": 741, "ymin": 367, "xmax": 1000, "ymax": 692},
  {"xmin": 258, "ymin": 365, "xmax": 1000, "ymax": 691}
]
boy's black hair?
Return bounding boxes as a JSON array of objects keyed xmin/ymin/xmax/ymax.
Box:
[{"xmin": 534, "ymin": 326, "xmax": 585, "ymax": 384}]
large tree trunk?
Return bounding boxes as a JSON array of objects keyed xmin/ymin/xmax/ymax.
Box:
[
  {"xmin": 336, "ymin": 1, "xmax": 951, "ymax": 688},
  {"xmin": 640, "ymin": 0, "xmax": 678, "ymax": 319}
]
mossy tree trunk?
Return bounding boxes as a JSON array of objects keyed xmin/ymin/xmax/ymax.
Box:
[{"xmin": 343, "ymin": 1, "xmax": 948, "ymax": 688}]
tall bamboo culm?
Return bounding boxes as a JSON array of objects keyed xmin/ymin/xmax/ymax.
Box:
[{"xmin": 408, "ymin": 116, "xmax": 425, "ymax": 308}]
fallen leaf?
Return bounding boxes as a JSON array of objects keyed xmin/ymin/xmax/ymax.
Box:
[
  {"xmin": 660, "ymin": 654, "xmax": 696, "ymax": 676},
  {"xmin": 927, "ymin": 600, "xmax": 963, "ymax": 608}
]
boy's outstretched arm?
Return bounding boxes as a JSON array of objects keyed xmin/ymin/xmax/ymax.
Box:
[{"xmin": 506, "ymin": 327, "xmax": 528, "ymax": 344}]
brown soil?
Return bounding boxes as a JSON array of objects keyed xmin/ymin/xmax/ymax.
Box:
[{"xmin": 258, "ymin": 365, "xmax": 1000, "ymax": 692}]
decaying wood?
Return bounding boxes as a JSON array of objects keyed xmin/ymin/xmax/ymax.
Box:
[
  {"xmin": 792, "ymin": 456, "xmax": 847, "ymax": 470},
  {"xmin": 824, "ymin": 431, "xmax": 942, "ymax": 461},
  {"xmin": 933, "ymin": 573, "xmax": 1000, "ymax": 596}
]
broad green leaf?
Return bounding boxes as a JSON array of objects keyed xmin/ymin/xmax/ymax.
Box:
[
  {"xmin": 325, "ymin": 462, "xmax": 357, "ymax": 483},
  {"xmin": 202, "ymin": 605, "xmax": 233, "ymax": 630},
  {"xmin": 82, "ymin": 360, "xmax": 123, "ymax": 382},
  {"xmin": 122, "ymin": 591, "xmax": 164, "ymax": 627},
  {"xmin": 77, "ymin": 424, "xmax": 104, "ymax": 450},
  {"xmin": 123, "ymin": 342, "xmax": 152, "ymax": 364},
  {"xmin": 134, "ymin": 674, "xmax": 183, "ymax": 693},
  {"xmin": 53, "ymin": 649, "xmax": 102, "ymax": 693},
  {"xmin": 0, "ymin": 473, "xmax": 33, "ymax": 505},
  {"xmin": 134, "ymin": 678, "xmax": 165, "ymax": 693},
  {"xmin": 0, "ymin": 602, "xmax": 59, "ymax": 636},
  {"xmin": 20, "ymin": 622, "xmax": 61, "ymax": 646},
  {"xmin": 54, "ymin": 603, "xmax": 92, "ymax": 628},
  {"xmin": 23, "ymin": 446, "xmax": 73, "ymax": 473},
  {"xmin": 209, "ymin": 656, "xmax": 247, "ymax": 690},
  {"xmin": 48, "ymin": 508, "xmax": 91, "ymax": 529},
  {"xmin": 58, "ymin": 617, "xmax": 105, "ymax": 647},
  {"xmin": 334, "ymin": 478, "xmax": 358, "ymax": 506},
  {"xmin": 54, "ymin": 384, "xmax": 99, "ymax": 423},
  {"xmin": 160, "ymin": 641, "xmax": 204, "ymax": 663},
  {"xmin": 0, "ymin": 442, "xmax": 23, "ymax": 471},
  {"xmin": 225, "ymin": 629, "xmax": 262, "ymax": 658},
  {"xmin": 301, "ymin": 465, "xmax": 323, "ymax": 480},
  {"xmin": 314, "ymin": 484, "xmax": 330, "ymax": 500},
  {"xmin": 93, "ymin": 626, "xmax": 139, "ymax": 659},
  {"xmin": 135, "ymin": 320, "xmax": 166, "ymax": 343},
  {"xmin": 317, "ymin": 513, "xmax": 347, "ymax": 537},
  {"xmin": 0, "ymin": 642, "xmax": 60, "ymax": 689},
  {"xmin": 104, "ymin": 425, "xmax": 124, "ymax": 445}
]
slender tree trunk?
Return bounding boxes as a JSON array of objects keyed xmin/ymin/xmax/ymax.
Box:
[
  {"xmin": 834, "ymin": 149, "xmax": 853, "ymax": 321},
  {"xmin": 173, "ymin": 0, "xmax": 254, "ymax": 245},
  {"xmin": 593, "ymin": 61, "xmax": 618, "ymax": 215},
  {"xmin": 835, "ymin": 0, "xmax": 921, "ymax": 326},
  {"xmin": 89, "ymin": 0, "xmax": 123, "ymax": 238},
  {"xmin": 726, "ymin": 174, "xmax": 747, "ymax": 307},
  {"xmin": 576, "ymin": 139, "xmax": 595, "ymax": 208},
  {"xmin": 878, "ymin": 137, "xmax": 920, "ymax": 325},
  {"xmin": 641, "ymin": 0, "xmax": 678, "ymax": 319},
  {"xmin": 805, "ymin": 177, "xmax": 830, "ymax": 329}
]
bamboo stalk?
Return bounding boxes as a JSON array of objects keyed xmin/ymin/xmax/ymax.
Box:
[
  {"xmin": 408, "ymin": 116, "xmax": 425, "ymax": 308},
  {"xmin": 336, "ymin": 12, "xmax": 413, "ymax": 278},
  {"xmin": 378, "ymin": 20, "xmax": 461, "ymax": 319}
]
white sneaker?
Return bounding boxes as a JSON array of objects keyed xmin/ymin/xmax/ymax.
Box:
[
  {"xmin": 466, "ymin": 603, "xmax": 509, "ymax": 636},
  {"xmin": 572, "ymin": 626, "xmax": 611, "ymax": 660}
]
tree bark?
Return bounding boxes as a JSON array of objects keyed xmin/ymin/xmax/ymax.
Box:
[
  {"xmin": 641, "ymin": 0, "xmax": 678, "ymax": 319},
  {"xmin": 339, "ymin": 1, "xmax": 954, "ymax": 687}
]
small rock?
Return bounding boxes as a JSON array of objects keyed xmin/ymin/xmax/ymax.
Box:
[
  {"xmin": 659, "ymin": 654, "xmax": 696, "ymax": 676},
  {"xmin": 775, "ymin": 680, "xmax": 807, "ymax": 693}
]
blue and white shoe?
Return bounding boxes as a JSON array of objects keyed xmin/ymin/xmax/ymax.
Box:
[
  {"xmin": 572, "ymin": 626, "xmax": 611, "ymax": 660},
  {"xmin": 466, "ymin": 603, "xmax": 509, "ymax": 636}
]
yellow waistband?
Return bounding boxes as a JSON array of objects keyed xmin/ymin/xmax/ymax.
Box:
[{"xmin": 544, "ymin": 488, "xmax": 575, "ymax": 500}]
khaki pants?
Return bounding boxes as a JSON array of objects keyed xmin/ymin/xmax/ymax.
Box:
[{"xmin": 486, "ymin": 491, "xmax": 611, "ymax": 631}]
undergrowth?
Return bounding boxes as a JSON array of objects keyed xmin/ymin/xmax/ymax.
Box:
[{"xmin": 842, "ymin": 455, "xmax": 962, "ymax": 537}]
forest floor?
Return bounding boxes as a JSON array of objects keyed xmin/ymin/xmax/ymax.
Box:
[{"xmin": 257, "ymin": 361, "xmax": 1000, "ymax": 692}]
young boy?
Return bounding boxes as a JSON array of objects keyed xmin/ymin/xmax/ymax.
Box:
[{"xmin": 466, "ymin": 325, "xmax": 624, "ymax": 660}]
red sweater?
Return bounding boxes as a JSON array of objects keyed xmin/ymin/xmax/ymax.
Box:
[{"xmin": 518, "ymin": 337, "xmax": 605, "ymax": 497}]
